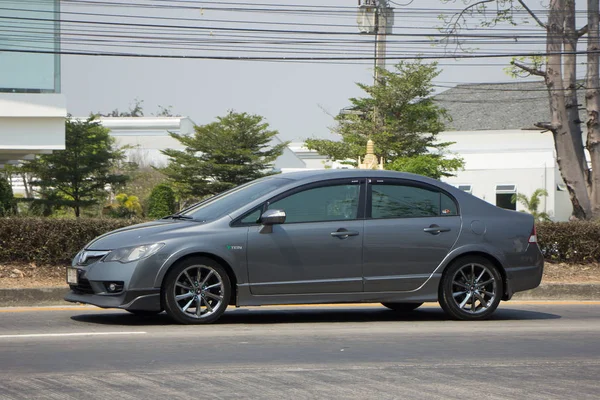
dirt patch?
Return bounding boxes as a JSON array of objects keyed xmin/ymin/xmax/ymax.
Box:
[
  {"xmin": 2, "ymin": 261, "xmax": 600, "ymax": 289},
  {"xmin": 0, "ymin": 264, "xmax": 69, "ymax": 288},
  {"xmin": 543, "ymin": 262, "xmax": 600, "ymax": 283}
]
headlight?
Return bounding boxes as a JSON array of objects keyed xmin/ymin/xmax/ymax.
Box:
[{"xmin": 103, "ymin": 243, "xmax": 165, "ymax": 263}]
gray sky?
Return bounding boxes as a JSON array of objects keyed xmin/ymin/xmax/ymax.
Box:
[{"xmin": 59, "ymin": 0, "xmax": 557, "ymax": 141}]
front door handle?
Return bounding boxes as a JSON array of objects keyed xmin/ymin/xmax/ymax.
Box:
[
  {"xmin": 331, "ymin": 229, "xmax": 359, "ymax": 239},
  {"xmin": 423, "ymin": 225, "xmax": 451, "ymax": 235}
]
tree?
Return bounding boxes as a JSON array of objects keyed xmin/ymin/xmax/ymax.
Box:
[
  {"xmin": 98, "ymin": 98, "xmax": 145, "ymax": 117},
  {"xmin": 24, "ymin": 116, "xmax": 128, "ymax": 217},
  {"xmin": 97, "ymin": 99, "xmax": 180, "ymax": 118},
  {"xmin": 388, "ymin": 154, "xmax": 464, "ymax": 180},
  {"xmin": 305, "ymin": 61, "xmax": 463, "ymax": 178},
  {"xmin": 440, "ymin": 0, "xmax": 600, "ymax": 220},
  {"xmin": 161, "ymin": 111, "xmax": 288, "ymax": 201},
  {"xmin": 0, "ymin": 177, "xmax": 16, "ymax": 216},
  {"xmin": 511, "ymin": 188, "xmax": 551, "ymax": 222},
  {"xmin": 147, "ymin": 184, "xmax": 176, "ymax": 219}
]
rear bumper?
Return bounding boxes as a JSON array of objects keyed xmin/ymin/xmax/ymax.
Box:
[
  {"xmin": 64, "ymin": 289, "xmax": 162, "ymax": 311},
  {"xmin": 504, "ymin": 263, "xmax": 544, "ymax": 299}
]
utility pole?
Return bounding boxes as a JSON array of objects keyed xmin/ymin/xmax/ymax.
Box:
[
  {"xmin": 373, "ymin": 0, "xmax": 390, "ymax": 84},
  {"xmin": 356, "ymin": 1, "xmax": 394, "ymax": 143},
  {"xmin": 357, "ymin": 0, "xmax": 393, "ymax": 81}
]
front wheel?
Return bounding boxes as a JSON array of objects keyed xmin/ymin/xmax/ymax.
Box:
[
  {"xmin": 381, "ymin": 302, "xmax": 423, "ymax": 312},
  {"xmin": 162, "ymin": 257, "xmax": 231, "ymax": 324},
  {"xmin": 439, "ymin": 256, "xmax": 503, "ymax": 321}
]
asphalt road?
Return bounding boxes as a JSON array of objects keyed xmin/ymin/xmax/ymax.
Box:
[{"xmin": 1, "ymin": 302, "xmax": 599, "ymax": 399}]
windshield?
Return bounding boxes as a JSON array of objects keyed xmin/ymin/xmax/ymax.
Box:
[{"xmin": 180, "ymin": 178, "xmax": 290, "ymax": 221}]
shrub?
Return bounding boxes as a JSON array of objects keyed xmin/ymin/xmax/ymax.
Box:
[
  {"xmin": 537, "ymin": 221, "xmax": 600, "ymax": 263},
  {"xmin": 0, "ymin": 217, "xmax": 144, "ymax": 265},
  {"xmin": 105, "ymin": 193, "xmax": 143, "ymax": 218},
  {"xmin": 147, "ymin": 184, "xmax": 176, "ymax": 219}
]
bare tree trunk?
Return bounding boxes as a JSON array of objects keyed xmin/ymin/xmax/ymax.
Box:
[
  {"xmin": 545, "ymin": 0, "xmax": 592, "ymax": 219},
  {"xmin": 563, "ymin": 0, "xmax": 590, "ymax": 190},
  {"xmin": 586, "ymin": 0, "xmax": 600, "ymax": 219}
]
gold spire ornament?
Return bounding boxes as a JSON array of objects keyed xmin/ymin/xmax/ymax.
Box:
[{"xmin": 358, "ymin": 139, "xmax": 384, "ymax": 170}]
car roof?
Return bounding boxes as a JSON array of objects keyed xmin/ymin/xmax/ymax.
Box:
[{"xmin": 271, "ymin": 169, "xmax": 443, "ymax": 185}]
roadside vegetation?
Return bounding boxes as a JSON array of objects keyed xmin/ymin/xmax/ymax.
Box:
[{"xmin": 1, "ymin": 62, "xmax": 598, "ymax": 287}]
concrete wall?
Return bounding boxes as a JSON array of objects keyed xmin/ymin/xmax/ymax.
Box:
[{"xmin": 0, "ymin": 93, "xmax": 66, "ymax": 166}]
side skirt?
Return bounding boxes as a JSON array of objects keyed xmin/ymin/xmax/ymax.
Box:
[{"xmin": 235, "ymin": 276, "xmax": 441, "ymax": 307}]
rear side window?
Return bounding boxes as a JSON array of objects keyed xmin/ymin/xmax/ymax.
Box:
[{"xmin": 371, "ymin": 183, "xmax": 458, "ymax": 219}]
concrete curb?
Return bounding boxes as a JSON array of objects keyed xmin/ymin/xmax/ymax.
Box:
[
  {"xmin": 0, "ymin": 287, "xmax": 69, "ymax": 307},
  {"xmin": 512, "ymin": 283, "xmax": 600, "ymax": 301},
  {"xmin": 0, "ymin": 284, "xmax": 599, "ymax": 307}
]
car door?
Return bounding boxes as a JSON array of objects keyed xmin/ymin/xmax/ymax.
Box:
[
  {"xmin": 363, "ymin": 178, "xmax": 461, "ymax": 292},
  {"xmin": 246, "ymin": 178, "xmax": 365, "ymax": 295}
]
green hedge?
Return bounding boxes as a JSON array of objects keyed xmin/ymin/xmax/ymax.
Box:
[
  {"xmin": 0, "ymin": 218, "xmax": 599, "ymax": 266},
  {"xmin": 0, "ymin": 217, "xmax": 145, "ymax": 265},
  {"xmin": 537, "ymin": 221, "xmax": 600, "ymax": 263}
]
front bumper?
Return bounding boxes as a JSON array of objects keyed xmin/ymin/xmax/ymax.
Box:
[
  {"xmin": 65, "ymin": 257, "xmax": 163, "ymax": 311},
  {"xmin": 64, "ymin": 288, "xmax": 162, "ymax": 311}
]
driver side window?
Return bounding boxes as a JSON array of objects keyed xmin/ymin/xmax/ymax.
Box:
[{"xmin": 269, "ymin": 184, "xmax": 360, "ymax": 224}]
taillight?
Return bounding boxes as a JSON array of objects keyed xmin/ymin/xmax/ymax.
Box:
[{"xmin": 528, "ymin": 225, "xmax": 537, "ymax": 244}]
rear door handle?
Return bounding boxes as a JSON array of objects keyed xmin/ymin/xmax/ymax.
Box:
[
  {"xmin": 423, "ymin": 225, "xmax": 451, "ymax": 235},
  {"xmin": 331, "ymin": 229, "xmax": 359, "ymax": 239}
]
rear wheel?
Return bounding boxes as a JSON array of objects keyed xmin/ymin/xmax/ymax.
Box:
[
  {"xmin": 439, "ymin": 256, "xmax": 503, "ymax": 321},
  {"xmin": 381, "ymin": 302, "xmax": 423, "ymax": 312},
  {"xmin": 162, "ymin": 257, "xmax": 231, "ymax": 324}
]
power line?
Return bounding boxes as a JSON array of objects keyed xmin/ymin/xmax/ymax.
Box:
[{"xmin": 2, "ymin": 46, "xmax": 599, "ymax": 61}]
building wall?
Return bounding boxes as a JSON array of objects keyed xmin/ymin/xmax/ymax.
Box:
[
  {"xmin": 0, "ymin": 93, "xmax": 66, "ymax": 167},
  {"xmin": 0, "ymin": 0, "xmax": 66, "ymax": 169},
  {"xmin": 102, "ymin": 117, "xmax": 196, "ymax": 167},
  {"xmin": 438, "ymin": 130, "xmax": 571, "ymax": 220}
]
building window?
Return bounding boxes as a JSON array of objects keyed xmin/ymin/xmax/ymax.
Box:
[
  {"xmin": 457, "ymin": 184, "xmax": 472, "ymax": 194},
  {"xmin": 495, "ymin": 184, "xmax": 516, "ymax": 210},
  {"xmin": 0, "ymin": 0, "xmax": 61, "ymax": 93}
]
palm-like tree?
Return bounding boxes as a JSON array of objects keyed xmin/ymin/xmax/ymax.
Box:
[{"xmin": 511, "ymin": 189, "xmax": 551, "ymax": 222}]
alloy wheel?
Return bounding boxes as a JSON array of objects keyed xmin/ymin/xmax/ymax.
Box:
[
  {"xmin": 450, "ymin": 263, "xmax": 497, "ymax": 315},
  {"xmin": 172, "ymin": 265, "xmax": 225, "ymax": 319}
]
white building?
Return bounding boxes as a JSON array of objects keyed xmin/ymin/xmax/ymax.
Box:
[
  {"xmin": 438, "ymin": 130, "xmax": 571, "ymax": 221},
  {"xmin": 0, "ymin": 0, "xmax": 66, "ymax": 168},
  {"xmin": 101, "ymin": 117, "xmax": 196, "ymax": 167}
]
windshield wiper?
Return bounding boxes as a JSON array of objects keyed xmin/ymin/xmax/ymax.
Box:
[{"xmin": 162, "ymin": 214, "xmax": 194, "ymax": 220}]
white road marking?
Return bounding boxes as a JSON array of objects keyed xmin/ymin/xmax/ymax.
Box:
[{"xmin": 0, "ymin": 331, "xmax": 147, "ymax": 339}]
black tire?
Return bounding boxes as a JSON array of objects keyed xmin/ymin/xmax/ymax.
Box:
[
  {"xmin": 126, "ymin": 309, "xmax": 163, "ymax": 317},
  {"xmin": 439, "ymin": 256, "xmax": 503, "ymax": 321},
  {"xmin": 381, "ymin": 302, "xmax": 423, "ymax": 312},
  {"xmin": 162, "ymin": 257, "xmax": 231, "ymax": 325}
]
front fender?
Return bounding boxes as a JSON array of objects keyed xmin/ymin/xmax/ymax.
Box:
[{"xmin": 153, "ymin": 245, "xmax": 245, "ymax": 288}]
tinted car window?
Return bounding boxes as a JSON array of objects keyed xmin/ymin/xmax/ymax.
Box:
[
  {"xmin": 440, "ymin": 192, "xmax": 458, "ymax": 216},
  {"xmin": 371, "ymin": 184, "xmax": 455, "ymax": 218},
  {"xmin": 239, "ymin": 207, "xmax": 263, "ymax": 225},
  {"xmin": 269, "ymin": 184, "xmax": 360, "ymax": 223},
  {"xmin": 181, "ymin": 178, "xmax": 289, "ymax": 221}
]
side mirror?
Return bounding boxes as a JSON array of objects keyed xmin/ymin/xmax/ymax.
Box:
[{"xmin": 259, "ymin": 209, "xmax": 286, "ymax": 234}]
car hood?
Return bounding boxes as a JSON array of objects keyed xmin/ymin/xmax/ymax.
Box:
[{"xmin": 86, "ymin": 219, "xmax": 208, "ymax": 250}]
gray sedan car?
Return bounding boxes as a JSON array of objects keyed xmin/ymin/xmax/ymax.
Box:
[{"xmin": 66, "ymin": 170, "xmax": 543, "ymax": 324}]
